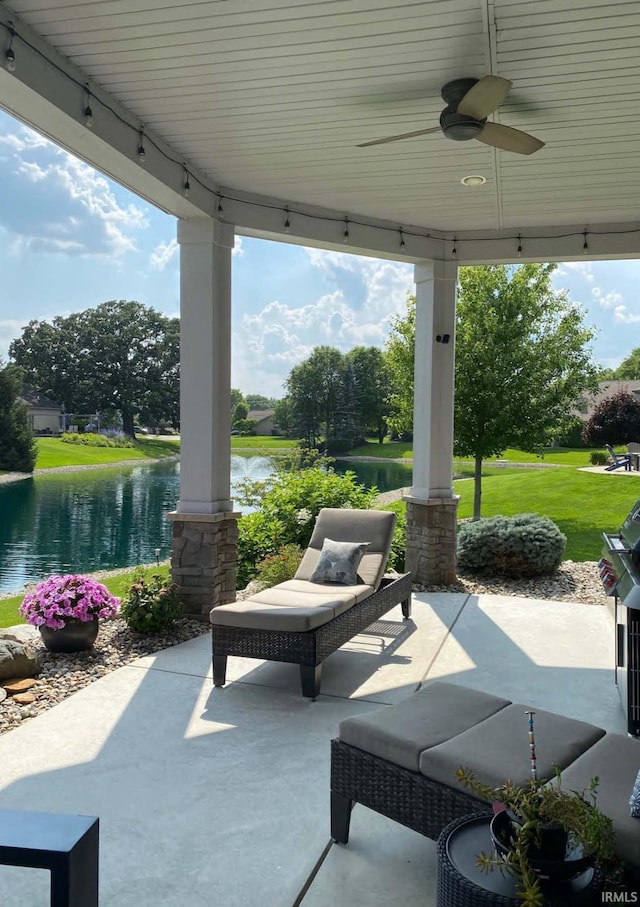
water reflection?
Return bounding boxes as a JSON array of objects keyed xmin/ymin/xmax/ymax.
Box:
[{"xmin": 0, "ymin": 455, "xmax": 410, "ymax": 593}]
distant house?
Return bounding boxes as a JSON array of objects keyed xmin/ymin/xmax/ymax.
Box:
[
  {"xmin": 574, "ymin": 380, "xmax": 640, "ymax": 422},
  {"xmin": 248, "ymin": 408, "xmax": 276, "ymax": 435},
  {"xmin": 20, "ymin": 384, "xmax": 64, "ymax": 435}
]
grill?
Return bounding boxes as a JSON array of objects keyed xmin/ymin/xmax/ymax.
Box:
[{"xmin": 601, "ymin": 498, "xmax": 640, "ymax": 737}]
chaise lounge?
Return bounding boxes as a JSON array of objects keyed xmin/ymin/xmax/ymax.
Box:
[{"xmin": 210, "ymin": 507, "xmax": 412, "ymax": 698}]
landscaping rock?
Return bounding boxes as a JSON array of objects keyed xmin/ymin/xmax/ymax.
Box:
[
  {"xmin": 12, "ymin": 692, "xmax": 36, "ymax": 704},
  {"xmin": 0, "ymin": 637, "xmax": 41, "ymax": 681},
  {"xmin": 0, "ymin": 688, "xmax": 6, "ymax": 704},
  {"xmin": 1, "ymin": 625, "xmax": 39, "ymax": 645},
  {"xmin": 2, "ymin": 677, "xmax": 37, "ymax": 694}
]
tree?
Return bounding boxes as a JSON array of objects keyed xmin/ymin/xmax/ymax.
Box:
[
  {"xmin": 273, "ymin": 397, "xmax": 293, "ymax": 436},
  {"xmin": 0, "ymin": 362, "xmax": 37, "ymax": 473},
  {"xmin": 385, "ymin": 266, "xmax": 599, "ymax": 519},
  {"xmin": 582, "ymin": 389, "xmax": 640, "ymax": 446},
  {"xmin": 286, "ymin": 347, "xmax": 346, "ymax": 446},
  {"xmin": 615, "ymin": 348, "xmax": 640, "ymax": 380},
  {"xmin": 346, "ymin": 346, "xmax": 392, "ymax": 443},
  {"xmin": 245, "ymin": 394, "xmax": 274, "ymax": 410},
  {"xmin": 384, "ymin": 297, "xmax": 416, "ymax": 438},
  {"xmin": 233, "ymin": 401, "xmax": 249, "ymax": 423},
  {"xmin": 455, "ymin": 265, "xmax": 599, "ymax": 518},
  {"xmin": 10, "ymin": 301, "xmax": 180, "ymax": 437},
  {"xmin": 230, "ymin": 388, "xmax": 246, "ymax": 411}
]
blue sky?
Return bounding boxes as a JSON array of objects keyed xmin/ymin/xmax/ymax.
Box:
[{"xmin": 0, "ymin": 108, "xmax": 638, "ymax": 399}]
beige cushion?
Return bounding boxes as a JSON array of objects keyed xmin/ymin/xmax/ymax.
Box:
[
  {"xmin": 294, "ymin": 508, "xmax": 395, "ymax": 589},
  {"xmin": 338, "ymin": 681, "xmax": 512, "ymax": 772},
  {"xmin": 559, "ymin": 734, "xmax": 640, "ymax": 867},
  {"xmin": 210, "ymin": 599, "xmax": 337, "ymax": 632},
  {"xmin": 272, "ymin": 579, "xmax": 374, "ymax": 606},
  {"xmin": 419, "ymin": 702, "xmax": 605, "ymax": 790}
]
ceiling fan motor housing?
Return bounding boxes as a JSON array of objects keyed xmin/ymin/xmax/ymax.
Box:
[{"xmin": 440, "ymin": 108, "xmax": 486, "ymax": 141}]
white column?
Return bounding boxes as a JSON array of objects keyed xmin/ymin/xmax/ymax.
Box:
[
  {"xmin": 176, "ymin": 217, "xmax": 235, "ymax": 513},
  {"xmin": 410, "ymin": 259, "xmax": 458, "ymax": 500}
]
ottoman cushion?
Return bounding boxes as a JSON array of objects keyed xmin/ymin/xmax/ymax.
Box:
[
  {"xmin": 559, "ymin": 734, "xmax": 640, "ymax": 867},
  {"xmin": 419, "ymin": 702, "xmax": 605, "ymax": 791},
  {"xmin": 338, "ymin": 681, "xmax": 511, "ymax": 772}
]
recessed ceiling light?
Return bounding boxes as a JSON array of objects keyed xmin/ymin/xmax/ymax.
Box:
[{"xmin": 461, "ymin": 174, "xmax": 487, "ymax": 187}]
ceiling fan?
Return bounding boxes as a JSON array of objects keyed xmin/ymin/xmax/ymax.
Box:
[{"xmin": 357, "ymin": 76, "xmax": 544, "ymax": 155}]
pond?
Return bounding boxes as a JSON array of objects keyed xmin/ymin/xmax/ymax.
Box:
[{"xmin": 0, "ymin": 455, "xmax": 411, "ymax": 594}]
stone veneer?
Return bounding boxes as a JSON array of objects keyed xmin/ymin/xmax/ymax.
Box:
[
  {"xmin": 404, "ymin": 495, "xmax": 459, "ymax": 585},
  {"xmin": 168, "ymin": 511, "xmax": 240, "ymax": 620}
]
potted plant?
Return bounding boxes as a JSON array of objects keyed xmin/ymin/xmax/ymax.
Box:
[
  {"xmin": 20, "ymin": 574, "xmax": 120, "ymax": 652},
  {"xmin": 455, "ymin": 766, "xmax": 622, "ymax": 907}
]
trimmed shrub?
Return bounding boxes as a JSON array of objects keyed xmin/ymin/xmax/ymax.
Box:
[
  {"xmin": 590, "ymin": 450, "xmax": 609, "ymax": 465},
  {"xmin": 457, "ymin": 513, "xmax": 566, "ymax": 577},
  {"xmin": 61, "ymin": 432, "xmax": 134, "ymax": 449},
  {"xmin": 254, "ymin": 544, "xmax": 304, "ymax": 589}
]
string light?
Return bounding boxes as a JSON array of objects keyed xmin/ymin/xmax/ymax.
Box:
[
  {"xmin": 183, "ymin": 166, "xmax": 190, "ymax": 198},
  {"xmin": 517, "ymin": 234, "xmax": 523, "ymax": 257},
  {"xmin": 5, "ymin": 22, "xmax": 15, "ymax": 72},
  {"xmin": 284, "ymin": 206, "xmax": 291, "ymax": 233},
  {"xmin": 343, "ymin": 217, "xmax": 350, "ymax": 244},
  {"xmin": 83, "ymin": 86, "xmax": 94, "ymax": 128},
  {"xmin": 399, "ymin": 228, "xmax": 406, "ymax": 250},
  {"xmin": 451, "ymin": 238, "xmax": 457, "ymax": 258},
  {"xmin": 217, "ymin": 196, "xmax": 224, "ymax": 217},
  {"xmin": 583, "ymin": 229, "xmax": 589, "ymax": 254},
  {"xmin": 137, "ymin": 129, "xmax": 146, "ymax": 163}
]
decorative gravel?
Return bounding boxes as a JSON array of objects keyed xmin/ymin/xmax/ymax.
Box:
[{"xmin": 0, "ymin": 560, "xmax": 609, "ymax": 737}]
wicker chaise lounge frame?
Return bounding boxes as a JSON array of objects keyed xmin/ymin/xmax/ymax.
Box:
[
  {"xmin": 212, "ymin": 572, "xmax": 412, "ymax": 699},
  {"xmin": 330, "ymin": 738, "xmax": 489, "ymax": 844}
]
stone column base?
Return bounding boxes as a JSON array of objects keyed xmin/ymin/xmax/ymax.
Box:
[
  {"xmin": 168, "ymin": 511, "xmax": 240, "ymax": 620},
  {"xmin": 403, "ymin": 495, "xmax": 459, "ymax": 585}
]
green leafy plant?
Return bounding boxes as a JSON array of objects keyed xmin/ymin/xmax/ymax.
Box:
[
  {"xmin": 589, "ymin": 450, "xmax": 610, "ymax": 465},
  {"xmin": 254, "ymin": 544, "xmax": 304, "ymax": 588},
  {"xmin": 457, "ymin": 513, "xmax": 566, "ymax": 577},
  {"xmin": 456, "ymin": 767, "xmax": 622, "ymax": 907},
  {"xmin": 119, "ymin": 570, "xmax": 182, "ymax": 633}
]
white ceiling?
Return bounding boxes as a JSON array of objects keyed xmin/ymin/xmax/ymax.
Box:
[{"xmin": 4, "ymin": 0, "xmax": 640, "ymax": 235}]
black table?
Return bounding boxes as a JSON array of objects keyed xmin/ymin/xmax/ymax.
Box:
[
  {"xmin": 436, "ymin": 813, "xmax": 599, "ymax": 907},
  {"xmin": 0, "ymin": 808, "xmax": 99, "ymax": 907}
]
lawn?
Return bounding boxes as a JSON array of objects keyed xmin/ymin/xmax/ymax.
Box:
[
  {"xmin": 455, "ymin": 468, "xmax": 639, "ymax": 560},
  {"xmin": 0, "ymin": 565, "xmax": 171, "ymax": 629},
  {"xmin": 347, "ymin": 439, "xmax": 598, "ymax": 467},
  {"xmin": 33, "ymin": 437, "xmax": 179, "ymax": 469},
  {"xmin": 349, "ymin": 439, "xmax": 413, "ymax": 459}
]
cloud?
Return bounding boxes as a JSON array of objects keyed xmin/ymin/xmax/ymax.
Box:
[
  {"xmin": 556, "ymin": 261, "xmax": 594, "ymax": 282},
  {"xmin": 150, "ymin": 238, "xmax": 178, "ymax": 271},
  {"xmin": 0, "ymin": 319, "xmax": 25, "ymax": 361},
  {"xmin": 0, "ymin": 116, "xmax": 149, "ymax": 259},
  {"xmin": 233, "ymin": 236, "xmax": 244, "ymax": 257},
  {"xmin": 592, "ymin": 287, "xmax": 623, "ymax": 310},
  {"xmin": 232, "ymin": 248, "xmax": 414, "ymax": 396}
]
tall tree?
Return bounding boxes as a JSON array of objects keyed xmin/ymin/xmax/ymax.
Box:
[
  {"xmin": 10, "ymin": 301, "xmax": 180, "ymax": 437},
  {"xmin": 384, "ymin": 297, "xmax": 416, "ymax": 438},
  {"xmin": 0, "ymin": 362, "xmax": 37, "ymax": 473},
  {"xmin": 346, "ymin": 346, "xmax": 392, "ymax": 443},
  {"xmin": 385, "ymin": 266, "xmax": 599, "ymax": 518},
  {"xmin": 582, "ymin": 389, "xmax": 640, "ymax": 446},
  {"xmin": 615, "ymin": 348, "xmax": 640, "ymax": 380},
  {"xmin": 245, "ymin": 394, "xmax": 275, "ymax": 410},
  {"xmin": 286, "ymin": 346, "xmax": 346, "ymax": 446}
]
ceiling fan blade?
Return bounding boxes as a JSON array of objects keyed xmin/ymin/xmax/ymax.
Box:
[
  {"xmin": 476, "ymin": 122, "xmax": 544, "ymax": 155},
  {"xmin": 357, "ymin": 127, "xmax": 441, "ymax": 147},
  {"xmin": 458, "ymin": 75, "xmax": 512, "ymax": 119}
]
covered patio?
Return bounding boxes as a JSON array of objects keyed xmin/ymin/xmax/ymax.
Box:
[
  {"xmin": 0, "ymin": 591, "xmax": 624, "ymax": 905},
  {"xmin": 2, "ymin": 0, "xmax": 639, "ymax": 609}
]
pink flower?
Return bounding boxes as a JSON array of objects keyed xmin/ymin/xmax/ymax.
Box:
[{"xmin": 19, "ymin": 574, "xmax": 120, "ymax": 631}]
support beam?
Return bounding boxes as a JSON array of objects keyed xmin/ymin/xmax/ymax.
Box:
[{"xmin": 405, "ymin": 259, "xmax": 459, "ymax": 586}]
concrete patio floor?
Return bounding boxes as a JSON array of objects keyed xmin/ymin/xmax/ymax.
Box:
[{"xmin": 0, "ymin": 591, "xmax": 625, "ymax": 906}]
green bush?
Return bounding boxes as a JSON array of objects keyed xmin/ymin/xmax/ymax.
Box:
[
  {"xmin": 61, "ymin": 432, "xmax": 134, "ymax": 448},
  {"xmin": 382, "ymin": 500, "xmax": 406, "ymax": 572},
  {"xmin": 235, "ymin": 466, "xmax": 377, "ymax": 589},
  {"xmin": 254, "ymin": 544, "xmax": 304, "ymax": 588},
  {"xmin": 590, "ymin": 450, "xmax": 610, "ymax": 465},
  {"xmin": 119, "ymin": 570, "xmax": 183, "ymax": 633},
  {"xmin": 457, "ymin": 513, "xmax": 566, "ymax": 577}
]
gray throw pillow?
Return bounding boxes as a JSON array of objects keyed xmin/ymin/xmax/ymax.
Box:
[{"xmin": 310, "ymin": 538, "xmax": 370, "ymax": 585}]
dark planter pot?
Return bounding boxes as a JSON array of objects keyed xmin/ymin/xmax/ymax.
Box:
[
  {"xmin": 39, "ymin": 617, "xmax": 99, "ymax": 653},
  {"xmin": 490, "ymin": 809, "xmax": 592, "ymax": 883}
]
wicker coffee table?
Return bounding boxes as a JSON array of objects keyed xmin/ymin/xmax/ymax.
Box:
[{"xmin": 436, "ymin": 814, "xmax": 600, "ymax": 907}]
